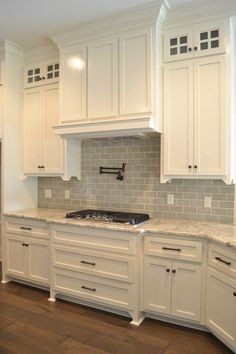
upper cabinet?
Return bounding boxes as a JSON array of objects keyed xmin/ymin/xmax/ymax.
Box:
[
  {"xmin": 59, "ymin": 28, "xmax": 153, "ymax": 124},
  {"xmin": 24, "ymin": 60, "xmax": 59, "ymax": 88},
  {"xmin": 162, "ymin": 18, "xmax": 236, "ymax": 184},
  {"xmin": 164, "ymin": 20, "xmax": 226, "ymax": 62},
  {"xmin": 50, "ymin": 2, "xmax": 168, "ymax": 138}
]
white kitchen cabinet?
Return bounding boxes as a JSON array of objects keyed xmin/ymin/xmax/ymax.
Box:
[
  {"xmin": 144, "ymin": 236, "xmax": 202, "ymax": 322},
  {"xmin": 4, "ymin": 217, "xmax": 50, "ymax": 286},
  {"xmin": 60, "ymin": 45, "xmax": 87, "ymax": 123},
  {"xmin": 163, "ymin": 55, "xmax": 227, "ymax": 180},
  {"xmin": 144, "ymin": 256, "xmax": 202, "ymax": 322},
  {"xmin": 50, "ymin": 224, "xmax": 143, "ymax": 325},
  {"xmin": 23, "ymin": 83, "xmax": 63, "ymax": 175},
  {"xmin": 59, "ymin": 27, "xmax": 154, "ymax": 124},
  {"xmin": 88, "ymin": 36, "xmax": 118, "ymax": 120},
  {"xmin": 24, "ymin": 60, "xmax": 59, "ymax": 88},
  {"xmin": 164, "ymin": 20, "xmax": 226, "ymax": 62},
  {"xmin": 119, "ymin": 28, "xmax": 152, "ymax": 117},
  {"xmin": 206, "ymin": 267, "xmax": 236, "ymax": 351}
]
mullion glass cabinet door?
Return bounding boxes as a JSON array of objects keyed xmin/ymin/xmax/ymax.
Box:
[
  {"xmin": 46, "ymin": 63, "xmax": 60, "ymax": 81},
  {"xmin": 164, "ymin": 28, "xmax": 193, "ymax": 62},
  {"xmin": 194, "ymin": 20, "xmax": 226, "ymax": 57},
  {"xmin": 24, "ymin": 65, "xmax": 44, "ymax": 88}
]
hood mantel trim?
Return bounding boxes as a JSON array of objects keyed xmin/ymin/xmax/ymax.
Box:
[{"xmin": 53, "ymin": 116, "xmax": 159, "ymax": 139}]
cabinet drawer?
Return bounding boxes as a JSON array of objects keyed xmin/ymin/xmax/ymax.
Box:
[
  {"xmin": 208, "ymin": 244, "xmax": 236, "ymax": 279},
  {"xmin": 52, "ymin": 245, "xmax": 134, "ymax": 283},
  {"xmin": 52, "ymin": 269, "xmax": 133, "ymax": 310},
  {"xmin": 5, "ymin": 217, "xmax": 48, "ymax": 239},
  {"xmin": 51, "ymin": 225, "xmax": 135, "ymax": 255},
  {"xmin": 144, "ymin": 236, "xmax": 202, "ymax": 262}
]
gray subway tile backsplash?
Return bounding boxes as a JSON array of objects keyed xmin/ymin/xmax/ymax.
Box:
[{"xmin": 38, "ymin": 136, "xmax": 235, "ymax": 224}]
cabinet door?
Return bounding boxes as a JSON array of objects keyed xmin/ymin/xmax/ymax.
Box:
[
  {"xmin": 119, "ymin": 28, "xmax": 152, "ymax": 116},
  {"xmin": 6, "ymin": 235, "xmax": 26, "ymax": 278},
  {"xmin": 24, "ymin": 64, "xmax": 44, "ymax": 88},
  {"xmin": 143, "ymin": 257, "xmax": 172, "ymax": 315},
  {"xmin": 193, "ymin": 56, "xmax": 226, "ymax": 176},
  {"xmin": 193, "ymin": 20, "xmax": 226, "ymax": 58},
  {"xmin": 23, "ymin": 87, "xmax": 43, "ymax": 173},
  {"xmin": 88, "ymin": 37, "xmax": 118, "ymax": 120},
  {"xmin": 42, "ymin": 85, "xmax": 63, "ymax": 173},
  {"xmin": 60, "ymin": 46, "xmax": 87, "ymax": 123},
  {"xmin": 207, "ymin": 268, "xmax": 236, "ymax": 349},
  {"xmin": 164, "ymin": 27, "xmax": 193, "ymax": 62},
  {"xmin": 163, "ymin": 60, "xmax": 194, "ymax": 175},
  {"xmin": 45, "ymin": 62, "xmax": 60, "ymax": 83},
  {"xmin": 171, "ymin": 261, "xmax": 202, "ymax": 322},
  {"xmin": 28, "ymin": 240, "xmax": 50, "ymax": 285}
]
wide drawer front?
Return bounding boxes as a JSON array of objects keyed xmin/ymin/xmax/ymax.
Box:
[
  {"xmin": 5, "ymin": 217, "xmax": 48, "ymax": 239},
  {"xmin": 208, "ymin": 244, "xmax": 236, "ymax": 278},
  {"xmin": 144, "ymin": 236, "xmax": 202, "ymax": 262},
  {"xmin": 51, "ymin": 225, "xmax": 135, "ymax": 255},
  {"xmin": 52, "ymin": 269, "xmax": 134, "ymax": 310},
  {"xmin": 52, "ymin": 245, "xmax": 134, "ymax": 283}
]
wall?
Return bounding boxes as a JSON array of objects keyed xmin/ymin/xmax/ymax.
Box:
[{"xmin": 38, "ymin": 136, "xmax": 234, "ymax": 224}]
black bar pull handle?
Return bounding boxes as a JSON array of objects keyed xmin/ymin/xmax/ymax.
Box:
[
  {"xmin": 215, "ymin": 256, "xmax": 231, "ymax": 266},
  {"xmin": 81, "ymin": 286, "xmax": 96, "ymax": 292},
  {"xmin": 162, "ymin": 247, "xmax": 181, "ymax": 252},
  {"xmin": 81, "ymin": 260, "xmax": 96, "ymax": 266},
  {"xmin": 20, "ymin": 226, "xmax": 32, "ymax": 231}
]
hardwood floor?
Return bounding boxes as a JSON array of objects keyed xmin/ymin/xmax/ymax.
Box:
[{"xmin": 0, "ymin": 266, "xmax": 233, "ymax": 354}]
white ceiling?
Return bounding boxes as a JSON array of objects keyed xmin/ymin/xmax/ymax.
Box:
[{"xmin": 0, "ymin": 0, "xmax": 200, "ymax": 48}]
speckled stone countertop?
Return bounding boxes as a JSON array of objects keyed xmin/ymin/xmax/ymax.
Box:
[{"xmin": 3, "ymin": 208, "xmax": 236, "ymax": 249}]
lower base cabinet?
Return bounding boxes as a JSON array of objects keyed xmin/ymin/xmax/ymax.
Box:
[
  {"xmin": 144, "ymin": 256, "xmax": 202, "ymax": 322},
  {"xmin": 206, "ymin": 267, "xmax": 236, "ymax": 350}
]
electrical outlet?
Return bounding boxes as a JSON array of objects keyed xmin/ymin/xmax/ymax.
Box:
[
  {"xmin": 204, "ymin": 196, "xmax": 212, "ymax": 208},
  {"xmin": 167, "ymin": 194, "xmax": 174, "ymax": 205},
  {"xmin": 65, "ymin": 190, "xmax": 70, "ymax": 199},
  {"xmin": 45, "ymin": 189, "xmax": 52, "ymax": 198}
]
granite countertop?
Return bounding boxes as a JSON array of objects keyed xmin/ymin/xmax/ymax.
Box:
[{"xmin": 3, "ymin": 208, "xmax": 236, "ymax": 249}]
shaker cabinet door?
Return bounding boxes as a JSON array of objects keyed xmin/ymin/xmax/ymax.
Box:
[
  {"xmin": 88, "ymin": 37, "xmax": 118, "ymax": 120},
  {"xmin": 163, "ymin": 60, "xmax": 194, "ymax": 175}
]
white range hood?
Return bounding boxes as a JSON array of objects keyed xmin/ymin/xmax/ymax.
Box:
[{"xmin": 53, "ymin": 116, "xmax": 157, "ymax": 139}]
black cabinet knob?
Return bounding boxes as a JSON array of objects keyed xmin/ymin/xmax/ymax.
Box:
[
  {"xmin": 188, "ymin": 165, "xmax": 192, "ymax": 169},
  {"xmin": 233, "ymin": 292, "xmax": 236, "ymax": 297},
  {"xmin": 194, "ymin": 46, "xmax": 198, "ymax": 51},
  {"xmin": 194, "ymin": 165, "xmax": 198, "ymax": 169},
  {"xmin": 188, "ymin": 48, "xmax": 192, "ymax": 52},
  {"xmin": 166, "ymin": 268, "xmax": 170, "ymax": 273},
  {"xmin": 172, "ymin": 269, "xmax": 176, "ymax": 274}
]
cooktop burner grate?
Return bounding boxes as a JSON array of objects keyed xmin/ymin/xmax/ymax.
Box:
[{"xmin": 65, "ymin": 209, "xmax": 149, "ymax": 225}]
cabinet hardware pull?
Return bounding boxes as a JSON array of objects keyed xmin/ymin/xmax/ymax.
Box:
[
  {"xmin": 20, "ymin": 227, "xmax": 32, "ymax": 231},
  {"xmin": 162, "ymin": 247, "xmax": 181, "ymax": 252},
  {"xmin": 172, "ymin": 269, "xmax": 176, "ymax": 274},
  {"xmin": 81, "ymin": 285, "xmax": 96, "ymax": 292},
  {"xmin": 233, "ymin": 292, "xmax": 236, "ymax": 297},
  {"xmin": 215, "ymin": 256, "xmax": 231, "ymax": 266},
  {"xmin": 22, "ymin": 243, "xmax": 25, "ymax": 246},
  {"xmin": 81, "ymin": 261, "xmax": 96, "ymax": 266},
  {"xmin": 166, "ymin": 268, "xmax": 170, "ymax": 273},
  {"xmin": 24, "ymin": 244, "xmax": 29, "ymax": 247},
  {"xmin": 194, "ymin": 165, "xmax": 198, "ymax": 169},
  {"xmin": 188, "ymin": 165, "xmax": 192, "ymax": 169},
  {"xmin": 194, "ymin": 46, "xmax": 198, "ymax": 51},
  {"xmin": 188, "ymin": 48, "xmax": 192, "ymax": 52}
]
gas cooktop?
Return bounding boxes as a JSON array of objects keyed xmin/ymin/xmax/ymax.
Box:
[{"xmin": 65, "ymin": 209, "xmax": 149, "ymax": 225}]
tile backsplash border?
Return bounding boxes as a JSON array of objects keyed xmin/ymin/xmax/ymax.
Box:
[{"xmin": 38, "ymin": 136, "xmax": 234, "ymax": 224}]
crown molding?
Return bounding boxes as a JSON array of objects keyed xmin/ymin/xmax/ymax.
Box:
[
  {"xmin": 50, "ymin": 1, "xmax": 169, "ymax": 48},
  {"xmin": 165, "ymin": 0, "xmax": 236, "ymax": 28},
  {"xmin": 24, "ymin": 42, "xmax": 59, "ymax": 65}
]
